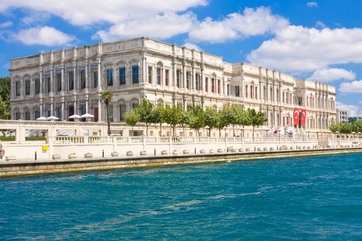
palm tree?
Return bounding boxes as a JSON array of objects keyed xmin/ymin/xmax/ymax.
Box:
[{"xmin": 100, "ymin": 91, "xmax": 114, "ymax": 136}]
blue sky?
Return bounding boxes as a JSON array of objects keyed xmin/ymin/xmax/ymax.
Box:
[{"xmin": 0, "ymin": 0, "xmax": 362, "ymax": 116}]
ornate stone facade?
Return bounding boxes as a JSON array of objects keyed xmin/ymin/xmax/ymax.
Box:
[{"xmin": 9, "ymin": 37, "xmax": 336, "ymax": 137}]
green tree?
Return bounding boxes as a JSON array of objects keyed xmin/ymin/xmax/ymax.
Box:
[
  {"xmin": 247, "ymin": 108, "xmax": 267, "ymax": 140},
  {"xmin": 329, "ymin": 122, "xmax": 339, "ymax": 133},
  {"xmin": 136, "ymin": 97, "xmax": 154, "ymax": 136},
  {"xmin": 215, "ymin": 110, "xmax": 228, "ymax": 137},
  {"xmin": 163, "ymin": 104, "xmax": 183, "ymax": 137},
  {"xmin": 187, "ymin": 106, "xmax": 205, "ymax": 137},
  {"xmin": 124, "ymin": 109, "xmax": 140, "ymax": 134},
  {"xmin": 351, "ymin": 120, "xmax": 362, "ymax": 133},
  {"xmin": 204, "ymin": 107, "xmax": 219, "ymax": 137},
  {"xmin": 340, "ymin": 122, "xmax": 352, "ymax": 134},
  {"xmin": 150, "ymin": 102, "xmax": 164, "ymax": 136},
  {"xmin": 100, "ymin": 91, "xmax": 114, "ymax": 136},
  {"xmin": 0, "ymin": 76, "xmax": 11, "ymax": 119}
]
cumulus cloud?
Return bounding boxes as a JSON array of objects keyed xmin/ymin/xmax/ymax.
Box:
[
  {"xmin": 339, "ymin": 80, "xmax": 362, "ymax": 93},
  {"xmin": 2, "ymin": 62, "xmax": 10, "ymax": 69},
  {"xmin": 336, "ymin": 101, "xmax": 360, "ymax": 117},
  {"xmin": 183, "ymin": 43, "xmax": 202, "ymax": 51},
  {"xmin": 0, "ymin": 21, "xmax": 13, "ymax": 28},
  {"xmin": 188, "ymin": 7, "xmax": 289, "ymax": 43},
  {"xmin": 307, "ymin": 2, "xmax": 318, "ymax": 7},
  {"xmin": 9, "ymin": 26, "xmax": 76, "ymax": 46},
  {"xmin": 309, "ymin": 68, "xmax": 356, "ymax": 82},
  {"xmin": 93, "ymin": 12, "xmax": 197, "ymax": 41},
  {"xmin": 247, "ymin": 26, "xmax": 362, "ymax": 73}
]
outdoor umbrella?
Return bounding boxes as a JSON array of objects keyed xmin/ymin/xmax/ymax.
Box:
[
  {"xmin": 47, "ymin": 116, "xmax": 59, "ymax": 120},
  {"xmin": 80, "ymin": 113, "xmax": 94, "ymax": 118},
  {"xmin": 36, "ymin": 116, "xmax": 48, "ymax": 121},
  {"xmin": 69, "ymin": 114, "xmax": 81, "ymax": 119}
]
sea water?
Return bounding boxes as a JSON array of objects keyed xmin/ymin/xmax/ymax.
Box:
[{"xmin": 1, "ymin": 153, "xmax": 361, "ymax": 240}]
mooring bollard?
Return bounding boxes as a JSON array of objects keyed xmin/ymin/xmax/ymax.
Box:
[
  {"xmin": 35, "ymin": 151, "xmax": 37, "ymax": 161},
  {"xmin": 154, "ymin": 148, "xmax": 156, "ymax": 155},
  {"xmin": 102, "ymin": 149, "xmax": 104, "ymax": 157}
]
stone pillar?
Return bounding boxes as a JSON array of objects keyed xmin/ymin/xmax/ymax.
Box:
[
  {"xmin": 39, "ymin": 68, "xmax": 43, "ymax": 94},
  {"xmin": 85, "ymin": 61, "xmax": 89, "ymax": 89},
  {"xmin": 50, "ymin": 66, "xmax": 54, "ymax": 92},
  {"xmin": 98, "ymin": 98, "xmax": 102, "ymax": 122},
  {"xmin": 61, "ymin": 101, "xmax": 65, "ymax": 121},
  {"xmin": 97, "ymin": 58, "xmax": 101, "ymax": 86},
  {"xmin": 241, "ymin": 77, "xmax": 245, "ymax": 98},
  {"xmin": 40, "ymin": 100, "xmax": 43, "ymax": 117},
  {"xmin": 74, "ymin": 100, "xmax": 77, "ymax": 115},
  {"xmin": 73, "ymin": 63, "xmax": 77, "ymax": 91},
  {"xmin": 50, "ymin": 98, "xmax": 54, "ymax": 116},
  {"xmin": 201, "ymin": 65, "xmax": 205, "ymax": 93},
  {"xmin": 142, "ymin": 56, "xmax": 147, "ymax": 84},
  {"xmin": 182, "ymin": 62, "xmax": 186, "ymax": 89},
  {"xmin": 61, "ymin": 64, "xmax": 65, "ymax": 91}
]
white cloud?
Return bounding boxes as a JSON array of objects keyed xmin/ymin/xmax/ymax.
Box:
[
  {"xmin": 10, "ymin": 26, "xmax": 76, "ymax": 46},
  {"xmin": 0, "ymin": 21, "xmax": 13, "ymax": 28},
  {"xmin": 188, "ymin": 7, "xmax": 289, "ymax": 43},
  {"xmin": 339, "ymin": 80, "xmax": 362, "ymax": 93},
  {"xmin": 93, "ymin": 12, "xmax": 197, "ymax": 41},
  {"xmin": 21, "ymin": 10, "xmax": 51, "ymax": 25},
  {"xmin": 336, "ymin": 101, "xmax": 359, "ymax": 117},
  {"xmin": 358, "ymin": 100, "xmax": 362, "ymax": 104},
  {"xmin": 309, "ymin": 68, "xmax": 356, "ymax": 82},
  {"xmin": 2, "ymin": 62, "xmax": 10, "ymax": 69},
  {"xmin": 315, "ymin": 21, "xmax": 326, "ymax": 28},
  {"xmin": 247, "ymin": 26, "xmax": 362, "ymax": 73},
  {"xmin": 183, "ymin": 43, "xmax": 202, "ymax": 51},
  {"xmin": 307, "ymin": 2, "xmax": 318, "ymax": 7},
  {"xmin": 0, "ymin": 0, "xmax": 208, "ymax": 25}
]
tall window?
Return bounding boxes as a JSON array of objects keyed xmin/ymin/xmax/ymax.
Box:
[
  {"xmin": 93, "ymin": 71, "xmax": 98, "ymax": 88},
  {"xmin": 132, "ymin": 66, "xmax": 139, "ymax": 84},
  {"xmin": 148, "ymin": 67, "xmax": 152, "ymax": 83},
  {"xmin": 35, "ymin": 111, "xmax": 40, "ymax": 119},
  {"xmin": 107, "ymin": 69, "xmax": 113, "ymax": 86},
  {"xmin": 255, "ymin": 87, "xmax": 258, "ymax": 99},
  {"xmin": 205, "ymin": 78, "xmax": 208, "ymax": 92},
  {"xmin": 16, "ymin": 112, "xmax": 20, "ymax": 120},
  {"xmin": 270, "ymin": 87, "xmax": 274, "ymax": 101},
  {"xmin": 156, "ymin": 68, "xmax": 161, "ymax": 85},
  {"xmin": 218, "ymin": 80, "xmax": 220, "ymax": 94},
  {"xmin": 47, "ymin": 77, "xmax": 50, "ymax": 93},
  {"xmin": 245, "ymin": 85, "xmax": 248, "ymax": 98},
  {"xmin": 25, "ymin": 80, "xmax": 30, "ymax": 95},
  {"xmin": 132, "ymin": 102, "xmax": 138, "ymax": 109},
  {"xmin": 69, "ymin": 71, "xmax": 74, "ymax": 90},
  {"xmin": 25, "ymin": 112, "xmax": 30, "ymax": 120},
  {"xmin": 35, "ymin": 79, "xmax": 40, "ymax": 94},
  {"xmin": 227, "ymin": 84, "xmax": 230, "ymax": 95},
  {"xmin": 165, "ymin": 70, "xmax": 169, "ymax": 86},
  {"xmin": 80, "ymin": 70, "xmax": 86, "ymax": 89},
  {"xmin": 16, "ymin": 82, "xmax": 21, "ymax": 96},
  {"xmin": 57, "ymin": 73, "xmax": 62, "ymax": 91},
  {"xmin": 119, "ymin": 67, "xmax": 126, "ymax": 85},
  {"xmin": 250, "ymin": 85, "xmax": 253, "ymax": 99},
  {"xmin": 235, "ymin": 86, "xmax": 240, "ymax": 97},
  {"xmin": 196, "ymin": 74, "xmax": 199, "ymax": 90},
  {"xmin": 211, "ymin": 78, "xmax": 214, "ymax": 93},
  {"xmin": 176, "ymin": 70, "xmax": 180, "ymax": 87},
  {"xmin": 120, "ymin": 104, "xmax": 126, "ymax": 121},
  {"xmin": 186, "ymin": 72, "xmax": 190, "ymax": 89}
]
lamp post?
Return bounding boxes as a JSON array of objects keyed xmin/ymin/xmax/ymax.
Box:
[
  {"xmin": 239, "ymin": 126, "xmax": 244, "ymax": 139},
  {"xmin": 352, "ymin": 131, "xmax": 355, "ymax": 139},
  {"xmin": 223, "ymin": 126, "xmax": 228, "ymax": 138}
]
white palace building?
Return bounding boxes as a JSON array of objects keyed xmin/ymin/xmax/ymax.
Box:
[{"xmin": 9, "ymin": 37, "xmax": 337, "ymax": 138}]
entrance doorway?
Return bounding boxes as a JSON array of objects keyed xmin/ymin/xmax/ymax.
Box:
[
  {"xmin": 69, "ymin": 106, "xmax": 74, "ymax": 121},
  {"xmin": 94, "ymin": 107, "xmax": 98, "ymax": 122}
]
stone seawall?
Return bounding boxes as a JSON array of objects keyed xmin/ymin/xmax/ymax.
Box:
[{"xmin": 1, "ymin": 148, "xmax": 362, "ymax": 177}]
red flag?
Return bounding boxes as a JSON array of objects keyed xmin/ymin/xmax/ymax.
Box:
[
  {"xmin": 293, "ymin": 107, "xmax": 299, "ymax": 125},
  {"xmin": 301, "ymin": 109, "xmax": 307, "ymax": 126}
]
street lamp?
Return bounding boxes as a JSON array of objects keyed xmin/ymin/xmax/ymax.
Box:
[
  {"xmin": 352, "ymin": 131, "xmax": 355, "ymax": 139},
  {"xmin": 239, "ymin": 126, "xmax": 244, "ymax": 139}
]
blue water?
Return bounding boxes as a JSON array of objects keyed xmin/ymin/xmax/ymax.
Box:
[{"xmin": 1, "ymin": 153, "xmax": 362, "ymax": 240}]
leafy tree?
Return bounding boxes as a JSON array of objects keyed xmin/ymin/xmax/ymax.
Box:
[
  {"xmin": 204, "ymin": 107, "xmax": 219, "ymax": 137},
  {"xmin": 340, "ymin": 122, "xmax": 352, "ymax": 134},
  {"xmin": 136, "ymin": 97, "xmax": 154, "ymax": 136},
  {"xmin": 187, "ymin": 106, "xmax": 205, "ymax": 137},
  {"xmin": 124, "ymin": 109, "xmax": 140, "ymax": 134},
  {"xmin": 100, "ymin": 91, "xmax": 114, "ymax": 136},
  {"xmin": 163, "ymin": 104, "xmax": 183, "ymax": 137},
  {"xmin": 351, "ymin": 120, "xmax": 362, "ymax": 133},
  {"xmin": 247, "ymin": 108, "xmax": 267, "ymax": 139},
  {"xmin": 0, "ymin": 76, "xmax": 11, "ymax": 120},
  {"xmin": 215, "ymin": 110, "xmax": 228, "ymax": 137},
  {"xmin": 150, "ymin": 102, "xmax": 164, "ymax": 136},
  {"xmin": 329, "ymin": 122, "xmax": 339, "ymax": 133}
]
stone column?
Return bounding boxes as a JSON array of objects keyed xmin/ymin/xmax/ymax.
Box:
[
  {"xmin": 73, "ymin": 62, "xmax": 77, "ymax": 91},
  {"xmin": 201, "ymin": 65, "xmax": 205, "ymax": 93},
  {"xmin": 50, "ymin": 98, "xmax": 54, "ymax": 116},
  {"xmin": 61, "ymin": 101, "xmax": 65, "ymax": 121},
  {"xmin": 85, "ymin": 61, "xmax": 89, "ymax": 89},
  {"xmin": 192, "ymin": 64, "xmax": 196, "ymax": 90},
  {"xmin": 50, "ymin": 66, "xmax": 54, "ymax": 92},
  {"xmin": 98, "ymin": 98, "xmax": 102, "ymax": 122},
  {"xmin": 97, "ymin": 58, "xmax": 101, "ymax": 87},
  {"xmin": 241, "ymin": 77, "xmax": 245, "ymax": 98},
  {"xmin": 40, "ymin": 100, "xmax": 43, "ymax": 117},
  {"xmin": 61, "ymin": 64, "xmax": 65, "ymax": 91},
  {"xmin": 142, "ymin": 56, "xmax": 147, "ymax": 84}
]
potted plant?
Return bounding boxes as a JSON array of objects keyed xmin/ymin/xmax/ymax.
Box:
[
  {"xmin": 161, "ymin": 150, "xmax": 167, "ymax": 155},
  {"xmin": 257, "ymin": 147, "xmax": 262, "ymax": 151},
  {"xmin": 5, "ymin": 155, "xmax": 16, "ymax": 161},
  {"xmin": 84, "ymin": 152, "xmax": 93, "ymax": 158},
  {"xmin": 111, "ymin": 151, "xmax": 119, "ymax": 157},
  {"xmin": 68, "ymin": 153, "xmax": 77, "ymax": 159},
  {"xmin": 173, "ymin": 150, "xmax": 178, "ymax": 155},
  {"xmin": 263, "ymin": 147, "xmax": 268, "ymax": 151},
  {"xmin": 290, "ymin": 146, "xmax": 294, "ymax": 150},
  {"xmin": 307, "ymin": 146, "xmax": 311, "ymax": 149},
  {"xmin": 209, "ymin": 149, "xmax": 214, "ymax": 154},
  {"xmin": 230, "ymin": 148, "xmax": 236, "ymax": 153},
  {"xmin": 200, "ymin": 149, "xmax": 205, "ymax": 154},
  {"xmin": 238, "ymin": 148, "xmax": 243, "ymax": 152},
  {"xmin": 245, "ymin": 148, "xmax": 250, "ymax": 152},
  {"xmin": 183, "ymin": 150, "xmax": 189, "ymax": 154},
  {"xmin": 140, "ymin": 151, "xmax": 147, "ymax": 156},
  {"xmin": 217, "ymin": 148, "xmax": 223, "ymax": 153},
  {"xmin": 270, "ymin": 147, "xmax": 274, "ymax": 151},
  {"xmin": 126, "ymin": 151, "xmax": 133, "ymax": 156},
  {"xmin": 52, "ymin": 154, "xmax": 61, "ymax": 160}
]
